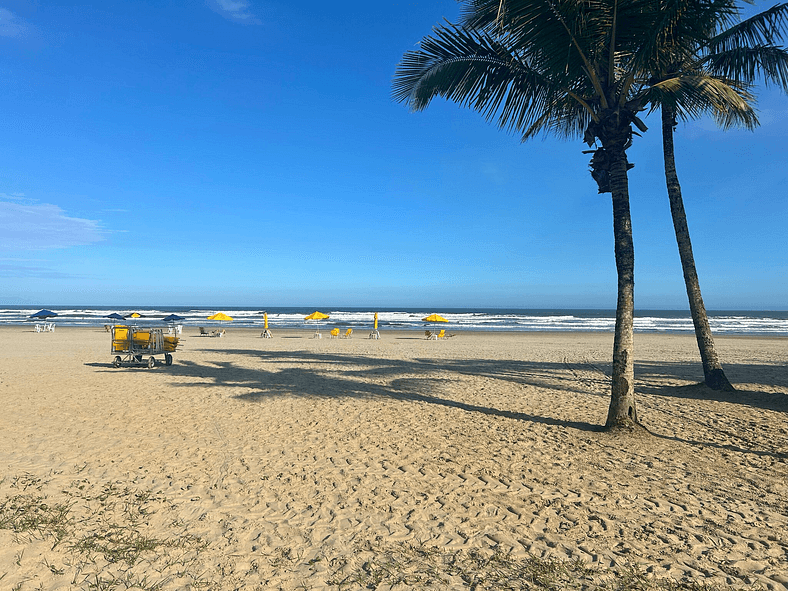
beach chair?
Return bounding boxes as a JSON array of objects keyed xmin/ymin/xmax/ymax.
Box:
[
  {"xmin": 341, "ymin": 328, "xmax": 352, "ymax": 339},
  {"xmin": 425, "ymin": 330, "xmax": 436, "ymax": 340},
  {"xmin": 437, "ymin": 329, "xmax": 445, "ymax": 339},
  {"xmin": 46, "ymin": 323, "xmax": 55, "ymax": 331},
  {"xmin": 329, "ymin": 328, "xmax": 340, "ymax": 338},
  {"xmin": 35, "ymin": 324, "xmax": 42, "ymax": 332}
]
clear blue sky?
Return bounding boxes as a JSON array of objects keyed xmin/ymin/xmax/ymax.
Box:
[{"xmin": 1, "ymin": 0, "xmax": 785, "ymax": 309}]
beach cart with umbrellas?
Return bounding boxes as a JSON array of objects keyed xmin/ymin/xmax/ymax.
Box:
[{"xmin": 110, "ymin": 326, "xmax": 178, "ymax": 368}]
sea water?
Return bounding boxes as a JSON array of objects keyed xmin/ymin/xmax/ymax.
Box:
[{"xmin": 1, "ymin": 306, "xmax": 787, "ymax": 336}]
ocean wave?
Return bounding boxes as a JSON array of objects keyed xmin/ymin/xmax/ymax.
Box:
[{"xmin": 1, "ymin": 307, "xmax": 786, "ymax": 335}]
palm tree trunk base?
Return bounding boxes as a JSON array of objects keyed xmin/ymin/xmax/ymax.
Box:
[
  {"xmin": 603, "ymin": 420, "xmax": 650, "ymax": 435},
  {"xmin": 705, "ymin": 369, "xmax": 735, "ymax": 392}
]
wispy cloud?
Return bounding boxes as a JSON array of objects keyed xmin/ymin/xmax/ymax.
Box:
[
  {"xmin": 0, "ymin": 7, "xmax": 27, "ymax": 38},
  {"xmin": 0, "ymin": 259, "xmax": 77, "ymax": 279},
  {"xmin": 206, "ymin": 0, "xmax": 260, "ymax": 24},
  {"xmin": 0, "ymin": 200, "xmax": 105, "ymax": 250}
]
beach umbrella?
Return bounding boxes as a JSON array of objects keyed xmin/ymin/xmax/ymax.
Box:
[
  {"xmin": 422, "ymin": 313, "xmax": 448, "ymax": 339},
  {"xmin": 126, "ymin": 312, "xmax": 143, "ymax": 325},
  {"xmin": 261, "ymin": 311, "xmax": 273, "ymax": 338},
  {"xmin": 105, "ymin": 313, "xmax": 125, "ymax": 321},
  {"xmin": 207, "ymin": 312, "xmax": 233, "ymax": 322},
  {"xmin": 422, "ymin": 313, "xmax": 448, "ymax": 323},
  {"xmin": 162, "ymin": 314, "xmax": 185, "ymax": 323},
  {"xmin": 304, "ymin": 311, "xmax": 329, "ymax": 337},
  {"xmin": 30, "ymin": 309, "xmax": 58, "ymax": 319},
  {"xmin": 369, "ymin": 311, "xmax": 381, "ymax": 339},
  {"xmin": 304, "ymin": 311, "xmax": 329, "ymax": 321}
]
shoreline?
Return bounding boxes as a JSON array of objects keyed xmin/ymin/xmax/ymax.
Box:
[
  {"xmin": 2, "ymin": 328, "xmax": 786, "ymax": 589},
  {"xmin": 4, "ymin": 324, "xmax": 788, "ymax": 339}
]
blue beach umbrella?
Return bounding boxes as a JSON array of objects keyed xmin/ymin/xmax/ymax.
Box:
[
  {"xmin": 30, "ymin": 309, "xmax": 58, "ymax": 319},
  {"xmin": 162, "ymin": 314, "xmax": 185, "ymax": 323},
  {"xmin": 105, "ymin": 313, "xmax": 125, "ymax": 321}
]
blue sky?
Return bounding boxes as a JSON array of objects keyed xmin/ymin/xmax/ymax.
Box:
[{"xmin": 1, "ymin": 0, "xmax": 786, "ymax": 309}]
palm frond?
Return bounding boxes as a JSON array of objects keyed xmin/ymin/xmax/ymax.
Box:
[
  {"xmin": 704, "ymin": 44, "xmax": 788, "ymax": 89},
  {"xmin": 710, "ymin": 2, "xmax": 788, "ymax": 52},
  {"xmin": 392, "ymin": 23, "xmax": 596, "ymax": 139},
  {"xmin": 645, "ymin": 74, "xmax": 758, "ymax": 129}
]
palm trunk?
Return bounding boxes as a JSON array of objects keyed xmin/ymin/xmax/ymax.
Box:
[
  {"xmin": 605, "ymin": 146, "xmax": 639, "ymax": 428},
  {"xmin": 661, "ymin": 108, "xmax": 734, "ymax": 391}
]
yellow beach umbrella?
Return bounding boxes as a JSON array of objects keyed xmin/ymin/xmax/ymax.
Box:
[
  {"xmin": 422, "ymin": 313, "xmax": 448, "ymax": 323},
  {"xmin": 264, "ymin": 312, "xmax": 269, "ymax": 330},
  {"xmin": 130, "ymin": 312, "xmax": 142, "ymax": 318},
  {"xmin": 208, "ymin": 312, "xmax": 234, "ymax": 322},
  {"xmin": 374, "ymin": 312, "xmax": 378, "ymax": 331},
  {"xmin": 304, "ymin": 311, "xmax": 329, "ymax": 338},
  {"xmin": 304, "ymin": 311, "xmax": 329, "ymax": 321}
]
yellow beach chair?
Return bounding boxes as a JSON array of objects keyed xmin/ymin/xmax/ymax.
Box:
[
  {"xmin": 329, "ymin": 328, "xmax": 340, "ymax": 338},
  {"xmin": 341, "ymin": 328, "xmax": 353, "ymax": 339}
]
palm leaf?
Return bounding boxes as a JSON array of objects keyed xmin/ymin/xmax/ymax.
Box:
[
  {"xmin": 710, "ymin": 2, "xmax": 788, "ymax": 53},
  {"xmin": 644, "ymin": 74, "xmax": 757, "ymax": 129},
  {"xmin": 392, "ymin": 22, "xmax": 598, "ymax": 139},
  {"xmin": 704, "ymin": 44, "xmax": 788, "ymax": 88}
]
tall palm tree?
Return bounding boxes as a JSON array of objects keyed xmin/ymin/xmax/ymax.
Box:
[
  {"xmin": 644, "ymin": 2, "xmax": 788, "ymax": 391},
  {"xmin": 393, "ymin": 0, "xmax": 668, "ymax": 428}
]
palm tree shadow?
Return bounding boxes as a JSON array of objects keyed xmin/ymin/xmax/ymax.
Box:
[
  {"xmin": 160, "ymin": 350, "xmax": 602, "ymax": 433},
  {"xmin": 635, "ymin": 360, "xmax": 788, "ymax": 413}
]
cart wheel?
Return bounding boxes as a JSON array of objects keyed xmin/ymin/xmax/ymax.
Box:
[
  {"xmin": 148, "ymin": 356, "xmax": 156, "ymax": 369},
  {"xmin": 113, "ymin": 356, "xmax": 122, "ymax": 368},
  {"xmin": 165, "ymin": 353, "xmax": 173, "ymax": 366}
]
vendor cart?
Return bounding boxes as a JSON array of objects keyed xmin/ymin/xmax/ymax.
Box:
[{"xmin": 110, "ymin": 326, "xmax": 178, "ymax": 368}]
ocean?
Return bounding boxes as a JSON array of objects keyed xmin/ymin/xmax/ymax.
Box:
[{"xmin": 2, "ymin": 306, "xmax": 787, "ymax": 336}]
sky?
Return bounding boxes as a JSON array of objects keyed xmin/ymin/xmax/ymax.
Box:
[{"xmin": 0, "ymin": 0, "xmax": 786, "ymax": 310}]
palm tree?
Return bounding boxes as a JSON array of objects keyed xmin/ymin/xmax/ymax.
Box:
[
  {"xmin": 644, "ymin": 2, "xmax": 788, "ymax": 391},
  {"xmin": 393, "ymin": 0, "xmax": 668, "ymax": 428}
]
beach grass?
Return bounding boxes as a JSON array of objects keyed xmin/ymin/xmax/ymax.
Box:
[
  {"xmin": 1, "ymin": 477, "xmax": 763, "ymax": 590},
  {"xmin": 0, "ymin": 474, "xmax": 210, "ymax": 590},
  {"xmin": 326, "ymin": 540, "xmax": 761, "ymax": 590}
]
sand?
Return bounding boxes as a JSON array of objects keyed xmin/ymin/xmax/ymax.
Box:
[{"xmin": 0, "ymin": 326, "xmax": 786, "ymax": 590}]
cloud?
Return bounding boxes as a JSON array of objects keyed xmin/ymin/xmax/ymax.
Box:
[
  {"xmin": 0, "ymin": 259, "xmax": 77, "ymax": 279},
  {"xmin": 0, "ymin": 7, "xmax": 27, "ymax": 38},
  {"xmin": 206, "ymin": 0, "xmax": 260, "ymax": 23},
  {"xmin": 0, "ymin": 201, "xmax": 105, "ymax": 250}
]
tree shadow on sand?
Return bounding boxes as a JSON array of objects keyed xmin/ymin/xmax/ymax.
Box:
[
  {"xmin": 634, "ymin": 359, "xmax": 788, "ymax": 412},
  {"xmin": 89, "ymin": 348, "xmax": 787, "ymax": 457},
  {"xmin": 145, "ymin": 349, "xmax": 604, "ymax": 432}
]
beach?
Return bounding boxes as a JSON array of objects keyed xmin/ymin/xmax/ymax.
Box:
[{"xmin": 1, "ymin": 327, "xmax": 786, "ymax": 589}]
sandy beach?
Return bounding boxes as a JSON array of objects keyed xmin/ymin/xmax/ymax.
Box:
[{"xmin": 1, "ymin": 326, "xmax": 786, "ymax": 590}]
